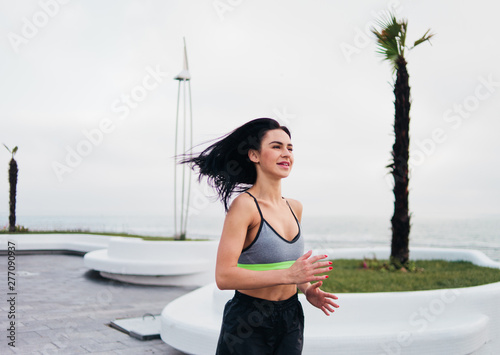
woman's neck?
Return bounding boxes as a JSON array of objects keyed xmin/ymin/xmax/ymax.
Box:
[{"xmin": 249, "ymin": 178, "xmax": 283, "ymax": 204}]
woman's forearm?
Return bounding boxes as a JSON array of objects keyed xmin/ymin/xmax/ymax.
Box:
[
  {"xmin": 297, "ymin": 282, "xmax": 311, "ymax": 294},
  {"xmin": 216, "ymin": 266, "xmax": 292, "ymax": 290}
]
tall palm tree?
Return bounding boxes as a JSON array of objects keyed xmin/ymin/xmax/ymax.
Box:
[
  {"xmin": 4, "ymin": 145, "xmax": 19, "ymax": 232},
  {"xmin": 372, "ymin": 14, "xmax": 434, "ymax": 267}
]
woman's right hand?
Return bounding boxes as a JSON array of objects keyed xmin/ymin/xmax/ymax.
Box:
[{"xmin": 287, "ymin": 250, "xmax": 333, "ymax": 284}]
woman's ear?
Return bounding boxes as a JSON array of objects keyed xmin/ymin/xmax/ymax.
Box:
[{"xmin": 248, "ymin": 149, "xmax": 260, "ymax": 164}]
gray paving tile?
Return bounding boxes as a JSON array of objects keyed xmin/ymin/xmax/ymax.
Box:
[
  {"xmin": 80, "ymin": 339, "xmax": 129, "ymax": 352},
  {"xmin": 14, "ymin": 331, "xmax": 46, "ymax": 346},
  {"xmin": 0, "ymin": 254, "xmax": 192, "ymax": 354},
  {"xmin": 112, "ymin": 344, "xmax": 180, "ymax": 354},
  {"xmin": 3, "ymin": 341, "xmax": 57, "ymax": 354},
  {"xmin": 0, "ymin": 341, "xmax": 24, "ymax": 354},
  {"xmin": 52, "ymin": 345, "xmax": 91, "ymax": 354}
]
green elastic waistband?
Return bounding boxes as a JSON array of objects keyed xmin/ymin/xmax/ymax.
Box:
[{"xmin": 237, "ymin": 260, "xmax": 295, "ymax": 271}]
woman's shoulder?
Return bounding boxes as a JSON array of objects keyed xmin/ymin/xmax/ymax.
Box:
[
  {"xmin": 284, "ymin": 197, "xmax": 302, "ymax": 208},
  {"xmin": 227, "ymin": 191, "xmax": 257, "ymax": 214},
  {"xmin": 225, "ymin": 192, "xmax": 260, "ymax": 228},
  {"xmin": 284, "ymin": 197, "xmax": 303, "ymax": 218}
]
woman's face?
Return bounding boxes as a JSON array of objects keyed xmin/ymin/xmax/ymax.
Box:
[{"xmin": 250, "ymin": 129, "xmax": 294, "ymax": 178}]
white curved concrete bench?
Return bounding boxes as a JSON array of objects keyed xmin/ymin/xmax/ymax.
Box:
[
  {"xmin": 161, "ymin": 247, "xmax": 500, "ymax": 355},
  {"xmin": 0, "ymin": 233, "xmax": 112, "ymax": 255},
  {"xmin": 84, "ymin": 237, "xmax": 219, "ymax": 286},
  {"xmin": 320, "ymin": 246, "xmax": 500, "ymax": 268}
]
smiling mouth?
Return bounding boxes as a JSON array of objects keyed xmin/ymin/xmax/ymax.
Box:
[{"xmin": 277, "ymin": 162, "xmax": 290, "ymax": 167}]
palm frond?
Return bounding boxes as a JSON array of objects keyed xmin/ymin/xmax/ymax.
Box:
[
  {"xmin": 3, "ymin": 144, "xmax": 18, "ymax": 158},
  {"xmin": 376, "ymin": 13, "xmax": 401, "ymax": 38},
  {"xmin": 373, "ymin": 12, "xmax": 434, "ymax": 72},
  {"xmin": 372, "ymin": 12, "xmax": 405, "ymax": 68},
  {"xmin": 411, "ymin": 29, "xmax": 435, "ymax": 48}
]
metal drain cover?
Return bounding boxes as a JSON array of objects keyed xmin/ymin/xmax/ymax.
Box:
[{"xmin": 110, "ymin": 313, "xmax": 161, "ymax": 340}]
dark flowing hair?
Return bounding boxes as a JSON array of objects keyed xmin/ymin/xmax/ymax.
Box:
[{"xmin": 181, "ymin": 118, "xmax": 291, "ymax": 211}]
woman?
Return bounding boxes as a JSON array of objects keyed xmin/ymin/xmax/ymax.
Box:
[{"xmin": 183, "ymin": 118, "xmax": 339, "ymax": 354}]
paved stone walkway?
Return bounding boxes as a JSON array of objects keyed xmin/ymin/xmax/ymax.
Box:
[{"xmin": 1, "ymin": 254, "xmax": 194, "ymax": 354}]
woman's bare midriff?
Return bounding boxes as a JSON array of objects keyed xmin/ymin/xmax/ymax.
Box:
[{"xmin": 238, "ymin": 283, "xmax": 298, "ymax": 301}]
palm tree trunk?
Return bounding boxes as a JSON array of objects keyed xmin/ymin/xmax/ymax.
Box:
[
  {"xmin": 390, "ymin": 55, "xmax": 411, "ymax": 266},
  {"xmin": 8, "ymin": 158, "xmax": 18, "ymax": 233}
]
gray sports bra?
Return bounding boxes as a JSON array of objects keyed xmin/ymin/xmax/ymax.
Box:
[{"xmin": 237, "ymin": 191, "xmax": 304, "ymax": 271}]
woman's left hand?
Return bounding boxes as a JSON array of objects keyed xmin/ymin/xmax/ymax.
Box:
[{"xmin": 304, "ymin": 281, "xmax": 339, "ymax": 316}]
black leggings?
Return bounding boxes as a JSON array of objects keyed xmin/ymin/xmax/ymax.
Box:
[{"xmin": 215, "ymin": 291, "xmax": 304, "ymax": 355}]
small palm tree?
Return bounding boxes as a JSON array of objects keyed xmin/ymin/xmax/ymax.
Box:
[
  {"xmin": 372, "ymin": 14, "xmax": 434, "ymax": 267},
  {"xmin": 4, "ymin": 145, "xmax": 18, "ymax": 233}
]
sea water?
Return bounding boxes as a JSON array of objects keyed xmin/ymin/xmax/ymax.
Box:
[{"xmin": 10, "ymin": 214, "xmax": 500, "ymax": 262}]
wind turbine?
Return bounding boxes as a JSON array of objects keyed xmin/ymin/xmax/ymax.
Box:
[{"xmin": 173, "ymin": 37, "xmax": 193, "ymax": 240}]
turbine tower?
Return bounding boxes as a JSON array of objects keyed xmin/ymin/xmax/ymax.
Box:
[{"xmin": 173, "ymin": 37, "xmax": 193, "ymax": 240}]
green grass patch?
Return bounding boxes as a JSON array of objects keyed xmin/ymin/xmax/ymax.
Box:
[
  {"xmin": 321, "ymin": 259, "xmax": 500, "ymax": 293},
  {"xmin": 0, "ymin": 228, "xmax": 207, "ymax": 241}
]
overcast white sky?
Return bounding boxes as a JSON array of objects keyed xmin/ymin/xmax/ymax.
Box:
[{"xmin": 0, "ymin": 0, "xmax": 499, "ymax": 222}]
